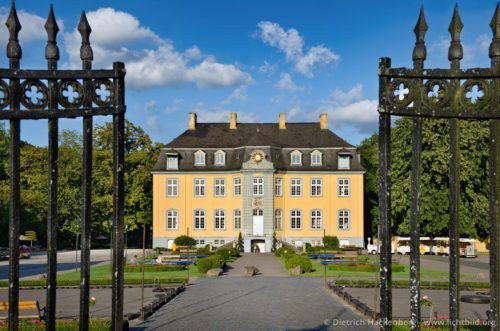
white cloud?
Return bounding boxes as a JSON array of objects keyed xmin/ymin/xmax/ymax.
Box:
[
  {"xmin": 165, "ymin": 99, "xmax": 183, "ymax": 113},
  {"xmin": 258, "ymin": 60, "xmax": 276, "ymax": 75},
  {"xmin": 312, "ymin": 84, "xmax": 378, "ymax": 133},
  {"xmin": 223, "ymin": 86, "xmax": 248, "ymax": 104},
  {"xmin": 257, "ymin": 21, "xmax": 339, "ymax": 77},
  {"xmin": 287, "ymin": 106, "xmax": 302, "ymax": 120},
  {"xmin": 195, "ymin": 103, "xmax": 258, "ymax": 123},
  {"xmin": 277, "ymin": 73, "xmax": 302, "ymax": 92},
  {"xmin": 63, "ymin": 7, "xmax": 252, "ymax": 89},
  {"xmin": 142, "ymin": 100, "xmax": 160, "ymax": 131},
  {"xmin": 429, "ymin": 34, "xmax": 491, "ymax": 66}
]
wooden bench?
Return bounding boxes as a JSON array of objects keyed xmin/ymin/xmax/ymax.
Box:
[{"xmin": 0, "ymin": 300, "xmax": 44, "ymax": 320}]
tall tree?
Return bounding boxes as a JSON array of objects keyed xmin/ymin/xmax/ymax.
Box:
[{"xmin": 360, "ymin": 118, "xmax": 490, "ymax": 240}]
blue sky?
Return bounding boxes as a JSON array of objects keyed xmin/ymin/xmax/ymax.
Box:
[{"xmin": 1, "ymin": 0, "xmax": 498, "ymax": 146}]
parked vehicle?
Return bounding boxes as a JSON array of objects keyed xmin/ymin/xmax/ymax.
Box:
[
  {"xmin": 394, "ymin": 237, "xmax": 411, "ymax": 255},
  {"xmin": 459, "ymin": 238, "xmax": 477, "ymax": 258},
  {"xmin": 419, "ymin": 237, "xmax": 432, "ymax": 255},
  {"xmin": 431, "ymin": 237, "xmax": 450, "ymax": 255},
  {"xmin": 366, "ymin": 238, "xmax": 379, "ymax": 254}
]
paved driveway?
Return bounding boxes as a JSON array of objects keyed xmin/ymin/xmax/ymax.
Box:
[
  {"xmin": 223, "ymin": 253, "xmax": 288, "ymax": 277},
  {"xmin": 133, "ymin": 253, "xmax": 375, "ymax": 331}
]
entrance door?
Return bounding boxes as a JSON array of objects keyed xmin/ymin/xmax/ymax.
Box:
[{"xmin": 252, "ymin": 209, "xmax": 264, "ymax": 236}]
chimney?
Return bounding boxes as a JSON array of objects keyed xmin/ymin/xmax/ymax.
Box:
[
  {"xmin": 279, "ymin": 112, "xmax": 286, "ymax": 129},
  {"xmin": 189, "ymin": 112, "xmax": 197, "ymax": 130},
  {"xmin": 320, "ymin": 112, "xmax": 328, "ymax": 129},
  {"xmin": 230, "ymin": 112, "xmax": 237, "ymax": 129}
]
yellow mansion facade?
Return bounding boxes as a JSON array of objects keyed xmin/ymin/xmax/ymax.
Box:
[{"xmin": 152, "ymin": 112, "xmax": 365, "ymax": 252}]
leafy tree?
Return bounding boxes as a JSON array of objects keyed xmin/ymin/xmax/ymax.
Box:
[
  {"xmin": 237, "ymin": 232, "xmax": 244, "ymax": 252},
  {"xmin": 359, "ymin": 118, "xmax": 490, "ymax": 240}
]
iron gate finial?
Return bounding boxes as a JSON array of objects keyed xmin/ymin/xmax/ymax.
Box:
[
  {"xmin": 6, "ymin": 0, "xmax": 21, "ymax": 60},
  {"xmin": 490, "ymin": 3, "xmax": 500, "ymax": 64},
  {"xmin": 412, "ymin": 6, "xmax": 428, "ymax": 64},
  {"xmin": 45, "ymin": 4, "xmax": 60, "ymax": 62},
  {"xmin": 448, "ymin": 4, "xmax": 464, "ymax": 64},
  {"xmin": 78, "ymin": 11, "xmax": 93, "ymax": 62}
]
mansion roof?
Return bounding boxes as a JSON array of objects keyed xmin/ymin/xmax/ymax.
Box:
[{"xmin": 152, "ymin": 113, "xmax": 364, "ymax": 172}]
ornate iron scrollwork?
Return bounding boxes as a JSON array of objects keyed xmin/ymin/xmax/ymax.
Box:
[
  {"xmin": 92, "ymin": 79, "xmax": 114, "ymax": 107},
  {"xmin": 58, "ymin": 80, "xmax": 84, "ymax": 108},
  {"xmin": 0, "ymin": 80, "xmax": 10, "ymax": 109},
  {"xmin": 459, "ymin": 79, "xmax": 490, "ymax": 110},
  {"xmin": 387, "ymin": 78, "xmax": 413, "ymax": 107},
  {"xmin": 20, "ymin": 79, "xmax": 48, "ymax": 110},
  {"xmin": 422, "ymin": 79, "xmax": 451, "ymax": 109}
]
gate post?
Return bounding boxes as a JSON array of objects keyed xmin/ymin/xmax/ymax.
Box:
[
  {"xmin": 489, "ymin": 5, "xmax": 500, "ymax": 330},
  {"xmin": 6, "ymin": 3, "xmax": 21, "ymax": 329}
]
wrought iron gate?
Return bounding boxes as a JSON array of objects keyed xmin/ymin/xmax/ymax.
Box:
[
  {"xmin": 378, "ymin": 4, "xmax": 499, "ymax": 331},
  {"xmin": 3, "ymin": 2, "xmax": 126, "ymax": 330}
]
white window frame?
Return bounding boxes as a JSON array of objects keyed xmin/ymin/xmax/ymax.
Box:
[
  {"xmin": 290, "ymin": 209, "xmax": 302, "ymax": 230},
  {"xmin": 274, "ymin": 209, "xmax": 283, "ymax": 230},
  {"xmin": 166, "ymin": 209, "xmax": 179, "ymax": 230},
  {"xmin": 214, "ymin": 178, "xmax": 226, "ymax": 197},
  {"xmin": 275, "ymin": 177, "xmax": 283, "ymax": 197},
  {"xmin": 338, "ymin": 154, "xmax": 351, "ymax": 170},
  {"xmin": 233, "ymin": 209, "xmax": 242, "ymax": 230},
  {"xmin": 194, "ymin": 150, "xmax": 206, "ymax": 166},
  {"xmin": 338, "ymin": 209, "xmax": 350, "ymax": 230},
  {"xmin": 233, "ymin": 177, "xmax": 241, "ymax": 196},
  {"xmin": 253, "ymin": 177, "xmax": 264, "ymax": 196},
  {"xmin": 310, "ymin": 178, "xmax": 322, "ymax": 197},
  {"xmin": 194, "ymin": 178, "xmax": 206, "ymax": 197},
  {"xmin": 338, "ymin": 178, "xmax": 350, "ymax": 197},
  {"xmin": 214, "ymin": 150, "xmax": 226, "ymax": 166},
  {"xmin": 291, "ymin": 150, "xmax": 302, "ymax": 165},
  {"xmin": 311, "ymin": 150, "xmax": 322, "ymax": 166},
  {"xmin": 166, "ymin": 178, "xmax": 179, "ymax": 197},
  {"xmin": 194, "ymin": 209, "xmax": 206, "ymax": 230},
  {"xmin": 290, "ymin": 178, "xmax": 302, "ymax": 197},
  {"xmin": 214, "ymin": 209, "xmax": 226, "ymax": 230},
  {"xmin": 166, "ymin": 155, "xmax": 178, "ymax": 170},
  {"xmin": 311, "ymin": 209, "xmax": 322, "ymax": 230}
]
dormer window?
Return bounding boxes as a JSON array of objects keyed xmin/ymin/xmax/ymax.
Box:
[
  {"xmin": 291, "ymin": 150, "xmax": 302, "ymax": 165},
  {"xmin": 166, "ymin": 153, "xmax": 178, "ymax": 170},
  {"xmin": 338, "ymin": 153, "xmax": 351, "ymax": 170},
  {"xmin": 194, "ymin": 150, "xmax": 206, "ymax": 166},
  {"xmin": 311, "ymin": 150, "xmax": 322, "ymax": 166},
  {"xmin": 214, "ymin": 150, "xmax": 226, "ymax": 166}
]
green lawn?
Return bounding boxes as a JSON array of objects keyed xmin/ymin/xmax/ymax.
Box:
[
  {"xmin": 284, "ymin": 257, "xmax": 475, "ymax": 281},
  {"xmin": 57, "ymin": 263, "xmax": 204, "ymax": 282}
]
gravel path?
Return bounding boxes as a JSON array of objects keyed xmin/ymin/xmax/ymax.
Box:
[{"xmin": 223, "ymin": 253, "xmax": 288, "ymax": 277}]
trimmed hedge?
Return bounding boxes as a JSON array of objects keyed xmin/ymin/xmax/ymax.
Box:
[
  {"xmin": 125, "ymin": 264, "xmax": 185, "ymax": 272},
  {"xmin": 328, "ymin": 263, "xmax": 405, "ymax": 273},
  {"xmin": 174, "ymin": 235, "xmax": 196, "ymax": 247},
  {"xmin": 284, "ymin": 255, "xmax": 312, "ymax": 273},
  {"xmin": 197, "ymin": 254, "xmax": 226, "ymax": 274}
]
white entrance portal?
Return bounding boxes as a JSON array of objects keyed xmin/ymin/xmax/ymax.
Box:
[{"xmin": 252, "ymin": 209, "xmax": 264, "ymax": 236}]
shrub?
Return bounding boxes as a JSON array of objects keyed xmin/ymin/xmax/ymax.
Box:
[
  {"xmin": 197, "ymin": 245, "xmax": 210, "ymax": 254},
  {"xmin": 275, "ymin": 247, "xmax": 286, "ymax": 257},
  {"xmin": 197, "ymin": 254, "xmax": 226, "ymax": 273},
  {"xmin": 125, "ymin": 264, "xmax": 184, "ymax": 272},
  {"xmin": 216, "ymin": 249, "xmax": 231, "ymax": 261},
  {"xmin": 227, "ymin": 247, "xmax": 240, "ymax": 258},
  {"xmin": 174, "ymin": 235, "xmax": 196, "ymax": 247},
  {"xmin": 323, "ymin": 236, "xmax": 339, "ymax": 249},
  {"xmin": 284, "ymin": 256, "xmax": 312, "ymax": 273}
]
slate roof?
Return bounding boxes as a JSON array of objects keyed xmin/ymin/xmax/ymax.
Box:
[{"xmin": 152, "ymin": 123, "xmax": 364, "ymax": 172}]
